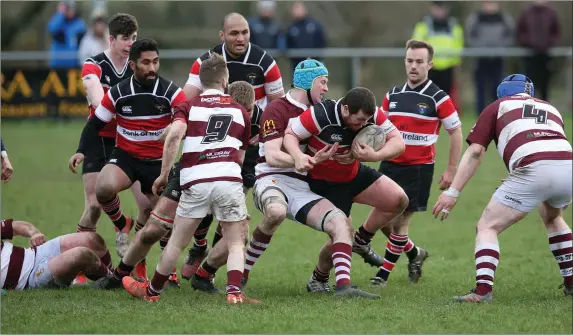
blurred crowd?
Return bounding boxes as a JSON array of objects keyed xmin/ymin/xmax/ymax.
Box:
[{"xmin": 48, "ymin": 0, "xmax": 563, "ymax": 114}]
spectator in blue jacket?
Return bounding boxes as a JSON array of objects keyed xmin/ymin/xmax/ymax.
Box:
[
  {"xmin": 286, "ymin": 1, "xmax": 327, "ymax": 71},
  {"xmin": 248, "ymin": 1, "xmax": 285, "ymax": 50},
  {"xmin": 47, "ymin": 1, "xmax": 87, "ymax": 68}
]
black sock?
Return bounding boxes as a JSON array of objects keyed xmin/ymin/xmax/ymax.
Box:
[
  {"xmin": 355, "ymin": 225, "xmax": 375, "ymax": 245},
  {"xmin": 113, "ymin": 261, "xmax": 135, "ymax": 280}
]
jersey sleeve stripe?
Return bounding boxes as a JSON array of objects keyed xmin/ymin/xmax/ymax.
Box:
[
  {"xmin": 263, "ymin": 60, "xmax": 277, "ymax": 76},
  {"xmin": 289, "ymin": 118, "xmax": 313, "ymax": 140},
  {"xmin": 435, "ymin": 95, "xmax": 451, "ymax": 107},
  {"xmin": 95, "ymin": 105, "xmax": 114, "ymax": 122},
  {"xmin": 169, "ymin": 87, "xmax": 182, "ymax": 104},
  {"xmin": 441, "ymin": 112, "xmax": 462, "ymax": 130}
]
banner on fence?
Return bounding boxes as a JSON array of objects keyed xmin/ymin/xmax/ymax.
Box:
[{"xmin": 1, "ymin": 68, "xmax": 88, "ymax": 119}]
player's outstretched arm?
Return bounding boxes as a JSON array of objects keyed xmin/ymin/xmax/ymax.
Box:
[
  {"xmin": 432, "ymin": 143, "xmax": 485, "ymax": 220},
  {"xmin": 264, "ymin": 137, "xmax": 296, "ymax": 168},
  {"xmin": 10, "ymin": 220, "xmax": 46, "ymax": 247},
  {"xmin": 83, "ymin": 76, "xmax": 105, "ymax": 109}
]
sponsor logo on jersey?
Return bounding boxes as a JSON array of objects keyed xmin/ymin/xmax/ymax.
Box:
[
  {"xmin": 402, "ymin": 133, "xmax": 430, "ymax": 142},
  {"xmin": 201, "ymin": 96, "xmax": 233, "ymax": 103},
  {"xmin": 121, "ymin": 128, "xmax": 164, "ymax": 137},
  {"xmin": 122, "ymin": 106, "xmax": 132, "ymax": 113},
  {"xmin": 330, "ymin": 134, "xmax": 343, "ymax": 142},
  {"xmin": 262, "ymin": 119, "xmax": 277, "ymax": 137}
]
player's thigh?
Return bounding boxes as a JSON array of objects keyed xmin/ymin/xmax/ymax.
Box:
[
  {"xmin": 176, "ymin": 184, "xmax": 212, "ymax": 220},
  {"xmin": 134, "ymin": 160, "xmax": 162, "ymax": 196},
  {"xmin": 59, "ymin": 232, "xmax": 106, "ymax": 253},
  {"xmin": 212, "ymin": 181, "xmax": 248, "ymax": 223},
  {"xmin": 353, "ymin": 166, "xmax": 408, "ymax": 212},
  {"xmin": 544, "ymin": 162, "xmax": 573, "ymax": 211},
  {"xmin": 308, "ymin": 178, "xmax": 353, "ymax": 217},
  {"xmin": 252, "ymin": 176, "xmax": 289, "ymax": 216},
  {"xmin": 477, "ymin": 198, "xmax": 529, "ymax": 233},
  {"xmin": 96, "ymin": 149, "xmax": 135, "ymax": 194}
]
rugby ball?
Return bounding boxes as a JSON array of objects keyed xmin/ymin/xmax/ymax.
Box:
[{"xmin": 353, "ymin": 124, "xmax": 386, "ymax": 151}]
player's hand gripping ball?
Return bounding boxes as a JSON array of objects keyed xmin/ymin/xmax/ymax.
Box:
[{"xmin": 353, "ymin": 124, "xmax": 386, "ymax": 152}]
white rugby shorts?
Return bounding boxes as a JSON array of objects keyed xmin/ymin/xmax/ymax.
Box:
[
  {"xmin": 493, "ymin": 160, "xmax": 572, "ymax": 212},
  {"xmin": 177, "ymin": 181, "xmax": 247, "ymax": 222},
  {"xmin": 253, "ymin": 174, "xmax": 323, "ymax": 224},
  {"xmin": 27, "ymin": 237, "xmax": 66, "ymax": 289}
]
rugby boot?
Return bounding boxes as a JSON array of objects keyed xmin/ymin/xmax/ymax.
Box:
[
  {"xmin": 165, "ymin": 270, "xmax": 180, "ymax": 289},
  {"xmin": 72, "ymin": 272, "xmax": 89, "ymax": 286},
  {"xmin": 369, "ymin": 276, "xmax": 388, "ymax": 288},
  {"xmin": 454, "ymin": 288, "xmax": 493, "ymax": 303},
  {"xmin": 306, "ymin": 276, "xmax": 331, "ymax": 293},
  {"xmin": 226, "ymin": 293, "xmax": 262, "ymax": 304},
  {"xmin": 334, "ymin": 284, "xmax": 380, "ymax": 299},
  {"xmin": 191, "ymin": 274, "xmax": 222, "ymax": 294},
  {"xmin": 407, "ymin": 247, "xmax": 429, "ymax": 283},
  {"xmin": 352, "ymin": 241, "xmax": 384, "ymax": 267},
  {"xmin": 90, "ymin": 274, "xmax": 123, "ymax": 290},
  {"xmin": 133, "ymin": 260, "xmax": 148, "ymax": 282},
  {"xmin": 181, "ymin": 246, "xmax": 209, "ymax": 280},
  {"xmin": 559, "ymin": 282, "xmax": 573, "ymax": 296},
  {"xmin": 122, "ymin": 276, "xmax": 158, "ymax": 302},
  {"xmin": 115, "ymin": 217, "xmax": 133, "ymax": 258}
]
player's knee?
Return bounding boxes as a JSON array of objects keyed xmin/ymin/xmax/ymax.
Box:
[
  {"xmin": 85, "ymin": 233, "xmax": 107, "ymax": 252},
  {"xmin": 140, "ymin": 225, "xmax": 165, "ymax": 245},
  {"xmin": 396, "ymin": 192, "xmax": 409, "ymax": 213},
  {"xmin": 323, "ymin": 209, "xmax": 352, "ymax": 241},
  {"xmin": 263, "ymin": 202, "xmax": 287, "ymax": 226},
  {"xmin": 539, "ymin": 202, "xmax": 563, "ymax": 226},
  {"xmin": 74, "ymin": 246, "xmax": 100, "ymax": 265},
  {"xmin": 95, "ymin": 183, "xmax": 116, "ymax": 203}
]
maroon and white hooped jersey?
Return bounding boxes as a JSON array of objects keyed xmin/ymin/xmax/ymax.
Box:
[
  {"xmin": 466, "ymin": 94, "xmax": 572, "ymax": 172},
  {"xmin": 1, "ymin": 219, "xmax": 35, "ymax": 290},
  {"xmin": 173, "ymin": 89, "xmax": 251, "ymax": 189}
]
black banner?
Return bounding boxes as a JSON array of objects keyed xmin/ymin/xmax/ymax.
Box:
[{"xmin": 1, "ymin": 68, "xmax": 89, "ymax": 119}]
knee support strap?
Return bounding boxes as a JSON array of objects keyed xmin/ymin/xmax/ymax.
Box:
[{"xmin": 319, "ymin": 208, "xmax": 347, "ymax": 232}]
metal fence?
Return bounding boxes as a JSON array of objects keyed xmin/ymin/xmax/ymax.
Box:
[{"xmin": 2, "ymin": 46, "xmax": 572, "ymax": 104}]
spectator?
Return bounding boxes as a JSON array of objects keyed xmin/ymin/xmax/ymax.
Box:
[
  {"xmin": 466, "ymin": 1, "xmax": 514, "ymax": 114},
  {"xmin": 516, "ymin": 0, "xmax": 561, "ymax": 101},
  {"xmin": 285, "ymin": 1, "xmax": 326, "ymax": 72},
  {"xmin": 248, "ymin": 1, "xmax": 285, "ymax": 50},
  {"xmin": 78, "ymin": 12, "xmax": 109, "ymax": 65},
  {"xmin": 412, "ymin": 1, "xmax": 464, "ymax": 101},
  {"xmin": 47, "ymin": 1, "xmax": 86, "ymax": 69}
]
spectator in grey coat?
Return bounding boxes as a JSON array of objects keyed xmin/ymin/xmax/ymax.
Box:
[{"xmin": 465, "ymin": 1, "xmax": 514, "ymax": 114}]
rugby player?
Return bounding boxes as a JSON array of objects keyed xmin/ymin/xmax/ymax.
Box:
[
  {"xmin": 68, "ymin": 14, "xmax": 150, "ymax": 256},
  {"xmin": 235, "ymin": 59, "xmax": 379, "ymax": 299},
  {"xmin": 180, "ymin": 12, "xmax": 284, "ymax": 278},
  {"xmin": 122, "ymin": 53, "xmax": 259, "ymax": 304},
  {"xmin": 433, "ymin": 74, "xmax": 573, "ymax": 302},
  {"xmin": 1, "ymin": 139, "xmax": 14, "ymax": 183},
  {"xmin": 374, "ymin": 39, "xmax": 462, "ymax": 286},
  {"xmin": 73, "ymin": 38, "xmax": 186, "ymax": 282},
  {"xmin": 283, "ymin": 87, "xmax": 409, "ymax": 291},
  {"xmin": 90, "ymin": 81, "xmax": 258, "ymax": 291},
  {"xmin": 1, "ymin": 219, "xmax": 113, "ymax": 290}
]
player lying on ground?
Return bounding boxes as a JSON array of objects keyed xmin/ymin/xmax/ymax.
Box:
[
  {"xmin": 75, "ymin": 39, "xmax": 186, "ymax": 282},
  {"xmin": 68, "ymin": 14, "xmax": 150, "ymax": 264},
  {"xmin": 1, "ymin": 219, "xmax": 113, "ymax": 290},
  {"xmin": 122, "ymin": 53, "xmax": 260, "ymax": 304},
  {"xmin": 283, "ymin": 87, "xmax": 408, "ymax": 291},
  {"xmin": 180, "ymin": 12, "xmax": 283, "ymax": 278},
  {"xmin": 432, "ymin": 74, "xmax": 573, "ymax": 302},
  {"xmin": 91, "ymin": 80, "xmax": 259, "ymax": 292},
  {"xmin": 373, "ymin": 39, "xmax": 463, "ymax": 286}
]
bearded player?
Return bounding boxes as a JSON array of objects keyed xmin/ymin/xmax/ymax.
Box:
[{"xmin": 433, "ymin": 74, "xmax": 573, "ymax": 302}]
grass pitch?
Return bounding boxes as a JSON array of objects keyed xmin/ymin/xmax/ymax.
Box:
[{"xmin": 1, "ymin": 115, "xmax": 572, "ymax": 334}]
